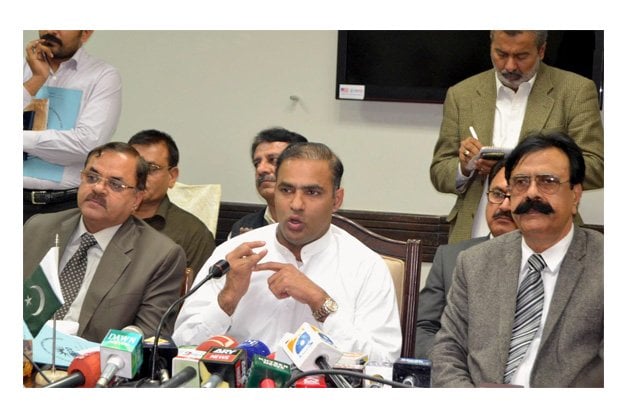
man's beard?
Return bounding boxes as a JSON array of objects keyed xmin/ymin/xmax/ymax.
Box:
[{"xmin": 495, "ymin": 58, "xmax": 540, "ymax": 90}]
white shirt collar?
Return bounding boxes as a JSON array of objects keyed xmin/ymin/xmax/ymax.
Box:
[{"xmin": 521, "ymin": 225, "xmax": 575, "ymax": 274}]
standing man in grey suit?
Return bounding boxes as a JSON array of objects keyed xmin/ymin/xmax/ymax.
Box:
[
  {"xmin": 414, "ymin": 158, "xmax": 517, "ymax": 358},
  {"xmin": 430, "ymin": 30, "xmax": 603, "ymax": 244},
  {"xmin": 23, "ymin": 142, "xmax": 186, "ymax": 342},
  {"xmin": 431, "ymin": 132, "xmax": 603, "ymax": 387}
]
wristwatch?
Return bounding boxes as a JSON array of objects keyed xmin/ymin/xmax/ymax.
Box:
[{"xmin": 312, "ymin": 297, "xmax": 338, "ymax": 322}]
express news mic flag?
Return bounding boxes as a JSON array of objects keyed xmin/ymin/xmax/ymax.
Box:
[{"xmin": 23, "ymin": 247, "xmax": 63, "ymax": 337}]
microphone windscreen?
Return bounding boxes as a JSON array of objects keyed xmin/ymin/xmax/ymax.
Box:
[
  {"xmin": 68, "ymin": 350, "xmax": 101, "ymax": 388},
  {"xmin": 196, "ymin": 335, "xmax": 238, "ymax": 351}
]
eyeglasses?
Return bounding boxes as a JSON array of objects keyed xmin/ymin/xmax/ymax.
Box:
[
  {"xmin": 147, "ymin": 163, "xmax": 172, "ymax": 175},
  {"xmin": 487, "ymin": 189, "xmax": 511, "ymax": 204},
  {"xmin": 80, "ymin": 170, "xmax": 136, "ymax": 193},
  {"xmin": 509, "ymin": 174, "xmax": 570, "ymax": 195}
]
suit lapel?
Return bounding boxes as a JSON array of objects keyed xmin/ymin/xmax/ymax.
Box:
[
  {"xmin": 472, "ymin": 70, "xmax": 497, "ymax": 146},
  {"xmin": 521, "ymin": 63, "xmax": 555, "ymax": 138},
  {"xmin": 540, "ymin": 227, "xmax": 586, "ymax": 347},
  {"xmin": 78, "ymin": 218, "xmax": 136, "ymax": 332},
  {"xmin": 493, "ymin": 233, "xmax": 523, "ymax": 377}
]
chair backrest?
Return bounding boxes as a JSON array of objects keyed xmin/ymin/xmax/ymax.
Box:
[
  {"xmin": 167, "ymin": 182, "xmax": 221, "ymax": 237},
  {"xmin": 331, "ymin": 213, "xmax": 421, "ymax": 358}
]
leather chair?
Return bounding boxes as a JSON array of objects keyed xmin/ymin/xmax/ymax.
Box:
[{"xmin": 331, "ymin": 213, "xmax": 421, "ymax": 357}]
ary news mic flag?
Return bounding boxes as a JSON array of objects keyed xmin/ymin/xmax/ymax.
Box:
[{"xmin": 23, "ymin": 246, "xmax": 63, "ymax": 337}]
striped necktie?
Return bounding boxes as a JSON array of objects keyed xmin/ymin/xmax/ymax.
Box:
[
  {"xmin": 503, "ymin": 253, "xmax": 547, "ymax": 384},
  {"xmin": 57, "ymin": 233, "xmax": 98, "ymax": 319}
]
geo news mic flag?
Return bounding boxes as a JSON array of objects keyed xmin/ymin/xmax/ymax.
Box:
[{"xmin": 23, "ymin": 246, "xmax": 63, "ymax": 337}]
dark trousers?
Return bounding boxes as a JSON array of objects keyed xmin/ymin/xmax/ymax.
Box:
[{"xmin": 23, "ymin": 197, "xmax": 78, "ymax": 224}]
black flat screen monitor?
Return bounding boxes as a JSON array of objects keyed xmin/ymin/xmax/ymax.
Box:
[{"xmin": 336, "ymin": 30, "xmax": 603, "ymax": 108}]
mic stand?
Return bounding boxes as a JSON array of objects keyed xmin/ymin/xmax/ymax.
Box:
[{"xmin": 149, "ymin": 260, "xmax": 230, "ymax": 382}]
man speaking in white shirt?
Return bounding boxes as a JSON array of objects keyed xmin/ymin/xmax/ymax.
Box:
[{"xmin": 174, "ymin": 142, "xmax": 402, "ymax": 363}]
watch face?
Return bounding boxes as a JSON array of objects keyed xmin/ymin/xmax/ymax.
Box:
[{"xmin": 326, "ymin": 298, "xmax": 338, "ymax": 312}]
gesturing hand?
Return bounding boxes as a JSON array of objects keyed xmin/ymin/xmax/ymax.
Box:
[
  {"xmin": 218, "ymin": 241, "xmax": 268, "ymax": 315},
  {"xmin": 254, "ymin": 261, "xmax": 327, "ymax": 312}
]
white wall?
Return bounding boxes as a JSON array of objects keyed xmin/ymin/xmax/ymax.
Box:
[{"xmin": 23, "ymin": 30, "xmax": 604, "ymax": 229}]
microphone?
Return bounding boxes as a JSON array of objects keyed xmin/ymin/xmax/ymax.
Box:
[
  {"xmin": 95, "ymin": 327, "xmax": 144, "ymax": 388},
  {"xmin": 200, "ymin": 346, "xmax": 247, "ymax": 388},
  {"xmin": 392, "ymin": 357, "xmax": 432, "ymax": 388},
  {"xmin": 236, "ymin": 339, "xmax": 271, "ymax": 369},
  {"xmin": 150, "ymin": 259, "xmax": 230, "ymax": 381},
  {"xmin": 159, "ymin": 366, "xmax": 197, "ymax": 388},
  {"xmin": 170, "ymin": 347, "xmax": 211, "ymax": 388},
  {"xmin": 196, "ymin": 335, "xmax": 238, "ymax": 352},
  {"xmin": 43, "ymin": 351, "xmax": 101, "ymax": 388},
  {"xmin": 246, "ymin": 355, "xmax": 291, "ymax": 388},
  {"xmin": 138, "ymin": 335, "xmax": 178, "ymax": 383},
  {"xmin": 363, "ymin": 361, "xmax": 394, "ymax": 388},
  {"xmin": 281, "ymin": 322, "xmax": 350, "ymax": 388}
]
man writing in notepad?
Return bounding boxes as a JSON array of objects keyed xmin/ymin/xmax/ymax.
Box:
[{"xmin": 430, "ymin": 30, "xmax": 603, "ymax": 243}]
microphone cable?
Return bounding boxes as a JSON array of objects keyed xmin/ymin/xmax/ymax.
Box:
[{"xmin": 283, "ymin": 368, "xmax": 413, "ymax": 388}]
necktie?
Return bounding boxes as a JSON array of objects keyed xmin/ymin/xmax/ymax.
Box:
[
  {"xmin": 57, "ymin": 232, "xmax": 98, "ymax": 319},
  {"xmin": 503, "ymin": 253, "xmax": 547, "ymax": 384}
]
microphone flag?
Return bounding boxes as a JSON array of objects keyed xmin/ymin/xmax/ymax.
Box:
[
  {"xmin": 99, "ymin": 328, "xmax": 143, "ymax": 380},
  {"xmin": 23, "ymin": 246, "xmax": 63, "ymax": 337},
  {"xmin": 281, "ymin": 322, "xmax": 342, "ymax": 372}
]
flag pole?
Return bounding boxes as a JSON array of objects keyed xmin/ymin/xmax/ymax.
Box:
[
  {"xmin": 34, "ymin": 234, "xmax": 67, "ymax": 386},
  {"xmin": 50, "ymin": 234, "xmax": 59, "ymax": 377}
]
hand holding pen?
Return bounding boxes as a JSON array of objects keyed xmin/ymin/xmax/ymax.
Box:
[{"xmin": 459, "ymin": 126, "xmax": 483, "ymax": 175}]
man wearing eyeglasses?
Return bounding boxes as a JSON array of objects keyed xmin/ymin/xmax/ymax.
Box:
[
  {"xmin": 23, "ymin": 142, "xmax": 186, "ymax": 342},
  {"xmin": 431, "ymin": 132, "xmax": 603, "ymax": 387},
  {"xmin": 129, "ymin": 129, "xmax": 216, "ymax": 277},
  {"xmin": 414, "ymin": 158, "xmax": 517, "ymax": 358}
]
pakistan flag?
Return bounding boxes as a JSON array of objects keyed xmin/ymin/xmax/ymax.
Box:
[{"xmin": 23, "ymin": 247, "xmax": 63, "ymax": 337}]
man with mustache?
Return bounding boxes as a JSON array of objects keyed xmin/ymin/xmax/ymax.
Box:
[
  {"xmin": 430, "ymin": 132, "xmax": 603, "ymax": 387},
  {"xmin": 174, "ymin": 142, "xmax": 401, "ymax": 363},
  {"xmin": 229, "ymin": 127, "xmax": 307, "ymax": 238},
  {"xmin": 24, "ymin": 142, "xmax": 186, "ymax": 342},
  {"xmin": 430, "ymin": 30, "xmax": 603, "ymax": 244},
  {"xmin": 23, "ymin": 31, "xmax": 122, "ymax": 224},
  {"xmin": 129, "ymin": 129, "xmax": 216, "ymax": 279},
  {"xmin": 414, "ymin": 158, "xmax": 517, "ymax": 358}
]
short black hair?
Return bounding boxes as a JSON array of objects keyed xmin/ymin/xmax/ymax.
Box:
[
  {"xmin": 276, "ymin": 142, "xmax": 343, "ymax": 190},
  {"xmin": 505, "ymin": 131, "xmax": 585, "ymax": 186},
  {"xmin": 128, "ymin": 129, "xmax": 179, "ymax": 167},
  {"xmin": 250, "ymin": 127, "xmax": 308, "ymax": 159},
  {"xmin": 85, "ymin": 142, "xmax": 149, "ymax": 191}
]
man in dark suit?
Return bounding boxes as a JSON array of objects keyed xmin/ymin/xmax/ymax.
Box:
[
  {"xmin": 229, "ymin": 127, "xmax": 307, "ymax": 238},
  {"xmin": 414, "ymin": 158, "xmax": 517, "ymax": 358},
  {"xmin": 430, "ymin": 30, "xmax": 603, "ymax": 243},
  {"xmin": 431, "ymin": 132, "xmax": 603, "ymax": 387},
  {"xmin": 23, "ymin": 142, "xmax": 186, "ymax": 342}
]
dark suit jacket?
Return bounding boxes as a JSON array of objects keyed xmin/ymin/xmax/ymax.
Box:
[
  {"xmin": 229, "ymin": 207, "xmax": 268, "ymax": 238},
  {"xmin": 431, "ymin": 227, "xmax": 603, "ymax": 387},
  {"xmin": 23, "ymin": 209, "xmax": 187, "ymax": 342},
  {"xmin": 414, "ymin": 236, "xmax": 488, "ymax": 358},
  {"xmin": 430, "ymin": 62, "xmax": 604, "ymax": 243}
]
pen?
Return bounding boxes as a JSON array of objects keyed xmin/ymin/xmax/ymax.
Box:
[{"xmin": 469, "ymin": 126, "xmax": 479, "ymax": 141}]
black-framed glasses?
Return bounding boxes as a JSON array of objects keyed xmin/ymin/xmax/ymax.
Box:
[
  {"xmin": 80, "ymin": 170, "xmax": 136, "ymax": 193},
  {"xmin": 147, "ymin": 162, "xmax": 172, "ymax": 175},
  {"xmin": 509, "ymin": 174, "xmax": 570, "ymax": 195},
  {"xmin": 487, "ymin": 189, "xmax": 511, "ymax": 204}
]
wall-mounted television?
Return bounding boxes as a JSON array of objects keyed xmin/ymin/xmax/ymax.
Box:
[{"xmin": 336, "ymin": 30, "xmax": 603, "ymax": 108}]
